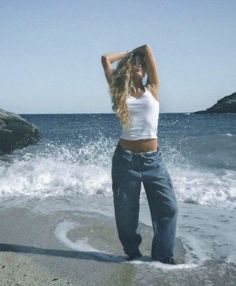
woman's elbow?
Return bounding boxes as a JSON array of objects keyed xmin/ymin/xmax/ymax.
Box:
[{"xmin": 101, "ymin": 55, "xmax": 108, "ymax": 65}]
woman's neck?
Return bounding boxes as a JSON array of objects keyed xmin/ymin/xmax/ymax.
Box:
[
  {"xmin": 131, "ymin": 85, "xmax": 145, "ymax": 97},
  {"xmin": 132, "ymin": 83, "xmax": 144, "ymax": 94},
  {"xmin": 133, "ymin": 78, "xmax": 143, "ymax": 88}
]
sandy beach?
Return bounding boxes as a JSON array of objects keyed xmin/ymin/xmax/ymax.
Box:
[{"xmin": 0, "ymin": 196, "xmax": 235, "ymax": 286}]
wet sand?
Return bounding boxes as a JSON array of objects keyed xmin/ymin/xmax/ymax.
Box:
[{"xmin": 0, "ymin": 197, "xmax": 235, "ymax": 286}]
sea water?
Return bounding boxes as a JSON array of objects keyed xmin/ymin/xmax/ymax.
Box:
[
  {"xmin": 0, "ymin": 113, "xmax": 236, "ymax": 283},
  {"xmin": 1, "ymin": 113, "xmax": 235, "ymax": 207}
]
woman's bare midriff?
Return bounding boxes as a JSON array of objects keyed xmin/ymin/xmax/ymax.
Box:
[{"xmin": 118, "ymin": 138, "xmax": 158, "ymax": 153}]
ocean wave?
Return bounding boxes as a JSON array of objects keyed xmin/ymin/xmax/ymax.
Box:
[
  {"xmin": 170, "ymin": 168, "xmax": 236, "ymax": 210},
  {"xmin": 0, "ymin": 142, "xmax": 236, "ymax": 210}
]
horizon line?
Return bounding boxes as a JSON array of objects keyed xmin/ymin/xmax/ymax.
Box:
[{"xmin": 19, "ymin": 111, "xmax": 194, "ymax": 115}]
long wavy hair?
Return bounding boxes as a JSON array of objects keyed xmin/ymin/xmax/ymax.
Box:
[{"xmin": 109, "ymin": 52, "xmax": 146, "ymax": 129}]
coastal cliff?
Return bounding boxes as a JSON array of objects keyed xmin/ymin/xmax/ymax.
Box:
[
  {"xmin": 0, "ymin": 108, "xmax": 40, "ymax": 155},
  {"xmin": 194, "ymin": 92, "xmax": 236, "ymax": 113}
]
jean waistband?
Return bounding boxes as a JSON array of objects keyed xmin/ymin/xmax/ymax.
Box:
[{"xmin": 117, "ymin": 142, "xmax": 159, "ymax": 156}]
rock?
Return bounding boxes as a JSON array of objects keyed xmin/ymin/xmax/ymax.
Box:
[
  {"xmin": 0, "ymin": 108, "xmax": 40, "ymax": 155},
  {"xmin": 193, "ymin": 92, "xmax": 236, "ymax": 113}
]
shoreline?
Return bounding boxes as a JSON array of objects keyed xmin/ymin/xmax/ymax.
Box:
[{"xmin": 0, "ymin": 197, "xmax": 236, "ymax": 285}]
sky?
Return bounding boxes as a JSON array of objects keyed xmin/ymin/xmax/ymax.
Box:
[{"xmin": 0, "ymin": 0, "xmax": 236, "ymax": 114}]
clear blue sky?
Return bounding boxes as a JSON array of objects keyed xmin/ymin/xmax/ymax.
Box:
[{"xmin": 1, "ymin": 0, "xmax": 235, "ymax": 113}]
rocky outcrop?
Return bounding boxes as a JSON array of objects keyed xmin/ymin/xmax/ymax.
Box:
[
  {"xmin": 194, "ymin": 92, "xmax": 236, "ymax": 113},
  {"xmin": 0, "ymin": 108, "xmax": 40, "ymax": 155}
]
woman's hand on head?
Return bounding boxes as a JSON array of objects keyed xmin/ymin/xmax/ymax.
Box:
[{"xmin": 131, "ymin": 44, "xmax": 159, "ymax": 99}]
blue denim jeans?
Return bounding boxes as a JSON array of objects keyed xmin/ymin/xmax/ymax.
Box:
[{"xmin": 111, "ymin": 142, "xmax": 178, "ymax": 261}]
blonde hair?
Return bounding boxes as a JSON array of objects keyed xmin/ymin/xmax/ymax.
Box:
[{"xmin": 109, "ymin": 52, "xmax": 146, "ymax": 129}]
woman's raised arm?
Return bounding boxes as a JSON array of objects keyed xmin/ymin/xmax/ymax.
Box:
[
  {"xmin": 101, "ymin": 50, "xmax": 130, "ymax": 84},
  {"xmin": 132, "ymin": 44, "xmax": 160, "ymax": 97}
]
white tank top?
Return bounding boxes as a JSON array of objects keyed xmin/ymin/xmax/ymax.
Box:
[{"xmin": 120, "ymin": 86, "xmax": 159, "ymax": 140}]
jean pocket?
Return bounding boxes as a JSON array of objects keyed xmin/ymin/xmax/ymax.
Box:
[
  {"xmin": 112, "ymin": 150, "xmax": 132, "ymax": 178},
  {"xmin": 143, "ymin": 153, "xmax": 165, "ymax": 169},
  {"xmin": 113, "ymin": 150, "xmax": 132, "ymax": 164},
  {"xmin": 120, "ymin": 152, "xmax": 133, "ymax": 163}
]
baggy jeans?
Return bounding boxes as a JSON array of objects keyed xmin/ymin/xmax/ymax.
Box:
[{"xmin": 111, "ymin": 142, "xmax": 178, "ymax": 261}]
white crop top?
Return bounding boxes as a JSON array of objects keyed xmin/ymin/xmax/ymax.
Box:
[{"xmin": 120, "ymin": 86, "xmax": 159, "ymax": 140}]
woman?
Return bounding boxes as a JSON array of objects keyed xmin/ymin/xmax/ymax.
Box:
[{"xmin": 101, "ymin": 44, "xmax": 178, "ymax": 264}]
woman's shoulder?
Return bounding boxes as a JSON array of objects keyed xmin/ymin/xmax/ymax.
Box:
[{"xmin": 145, "ymin": 84, "xmax": 159, "ymax": 102}]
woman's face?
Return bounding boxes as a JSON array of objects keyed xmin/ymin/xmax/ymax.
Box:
[{"xmin": 132, "ymin": 55, "xmax": 146, "ymax": 79}]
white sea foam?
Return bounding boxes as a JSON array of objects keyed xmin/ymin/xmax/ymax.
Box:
[
  {"xmin": 55, "ymin": 220, "xmax": 103, "ymax": 253},
  {"xmin": 130, "ymin": 259, "xmax": 198, "ymax": 269},
  {"xmin": 54, "ymin": 220, "xmax": 200, "ymax": 268},
  {"xmin": 170, "ymin": 167, "xmax": 236, "ymax": 210},
  {"xmin": 1, "ymin": 140, "xmax": 236, "ymax": 209},
  {"xmin": 0, "ymin": 152, "xmax": 111, "ymax": 199},
  {"xmin": 54, "ymin": 220, "xmax": 123, "ymax": 262}
]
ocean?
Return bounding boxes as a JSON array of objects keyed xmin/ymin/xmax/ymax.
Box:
[{"xmin": 0, "ymin": 113, "xmax": 236, "ymax": 285}]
